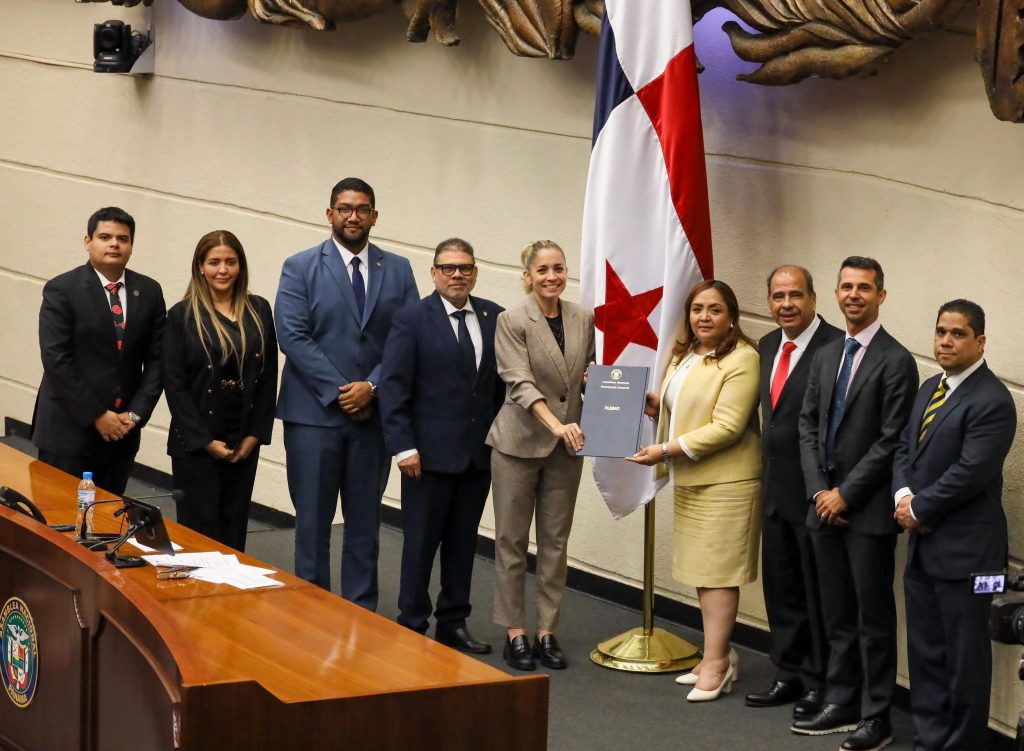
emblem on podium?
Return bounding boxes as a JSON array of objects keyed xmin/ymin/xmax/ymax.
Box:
[{"xmin": 1, "ymin": 597, "xmax": 38, "ymax": 708}]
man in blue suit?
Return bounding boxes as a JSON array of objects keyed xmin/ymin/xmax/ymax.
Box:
[
  {"xmin": 275, "ymin": 177, "xmax": 418, "ymax": 609},
  {"xmin": 893, "ymin": 299, "xmax": 1015, "ymax": 751},
  {"xmin": 379, "ymin": 238, "xmax": 504, "ymax": 652}
]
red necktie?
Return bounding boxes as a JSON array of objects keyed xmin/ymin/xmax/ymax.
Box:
[{"xmin": 770, "ymin": 341, "xmax": 797, "ymax": 409}]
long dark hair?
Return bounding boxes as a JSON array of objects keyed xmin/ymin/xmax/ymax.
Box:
[
  {"xmin": 672, "ymin": 280, "xmax": 756, "ymax": 362},
  {"xmin": 183, "ymin": 230, "xmax": 265, "ymax": 369}
]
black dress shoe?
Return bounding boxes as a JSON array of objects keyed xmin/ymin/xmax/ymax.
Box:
[
  {"xmin": 745, "ymin": 680, "xmax": 803, "ymax": 707},
  {"xmin": 533, "ymin": 633, "xmax": 567, "ymax": 669},
  {"xmin": 790, "ymin": 703, "xmax": 860, "ymax": 735},
  {"xmin": 841, "ymin": 717, "xmax": 893, "ymax": 751},
  {"xmin": 503, "ymin": 635, "xmax": 536, "ymax": 671},
  {"xmin": 792, "ymin": 688, "xmax": 824, "ymax": 719},
  {"xmin": 435, "ymin": 624, "xmax": 492, "ymax": 654}
]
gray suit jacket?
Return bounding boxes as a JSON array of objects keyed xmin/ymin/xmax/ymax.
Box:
[
  {"xmin": 799, "ymin": 325, "xmax": 919, "ymax": 535},
  {"xmin": 486, "ymin": 296, "xmax": 595, "ymax": 459}
]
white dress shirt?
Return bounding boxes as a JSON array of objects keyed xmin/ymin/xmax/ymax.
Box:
[
  {"xmin": 332, "ymin": 237, "xmax": 371, "ymax": 289},
  {"xmin": 769, "ymin": 315, "xmax": 821, "ymax": 383},
  {"xmin": 92, "ymin": 266, "xmax": 127, "ymax": 324}
]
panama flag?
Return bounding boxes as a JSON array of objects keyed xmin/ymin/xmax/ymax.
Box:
[{"xmin": 580, "ymin": 0, "xmax": 713, "ymax": 518}]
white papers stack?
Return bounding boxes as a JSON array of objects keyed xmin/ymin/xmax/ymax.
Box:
[
  {"xmin": 142, "ymin": 551, "xmax": 283, "ymax": 590},
  {"xmin": 128, "ymin": 537, "xmax": 184, "ymax": 553}
]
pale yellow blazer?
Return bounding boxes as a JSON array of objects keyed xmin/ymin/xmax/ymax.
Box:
[{"xmin": 655, "ymin": 339, "xmax": 762, "ymax": 487}]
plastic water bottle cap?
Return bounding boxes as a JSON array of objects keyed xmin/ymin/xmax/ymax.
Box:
[{"xmin": 82, "ymin": 472, "xmax": 93, "ymax": 480}]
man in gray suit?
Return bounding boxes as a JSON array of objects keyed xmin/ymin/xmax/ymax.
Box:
[
  {"xmin": 794, "ymin": 257, "xmax": 918, "ymax": 751},
  {"xmin": 275, "ymin": 178, "xmax": 418, "ymax": 610}
]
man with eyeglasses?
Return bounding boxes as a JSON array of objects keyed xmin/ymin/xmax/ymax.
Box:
[
  {"xmin": 275, "ymin": 177, "xmax": 418, "ymax": 610},
  {"xmin": 378, "ymin": 238, "xmax": 504, "ymax": 653}
]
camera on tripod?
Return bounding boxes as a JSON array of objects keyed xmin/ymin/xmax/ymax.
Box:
[{"xmin": 974, "ymin": 570, "xmax": 1024, "ymax": 644}]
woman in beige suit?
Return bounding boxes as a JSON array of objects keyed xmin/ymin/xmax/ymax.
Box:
[
  {"xmin": 486, "ymin": 241, "xmax": 596, "ymax": 672},
  {"xmin": 628, "ymin": 279, "xmax": 761, "ymax": 702}
]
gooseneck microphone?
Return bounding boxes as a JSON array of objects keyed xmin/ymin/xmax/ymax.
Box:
[{"xmin": 77, "ymin": 489, "xmax": 184, "ymax": 543}]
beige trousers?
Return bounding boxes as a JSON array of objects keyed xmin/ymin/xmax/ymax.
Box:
[{"xmin": 491, "ymin": 447, "xmax": 583, "ymax": 632}]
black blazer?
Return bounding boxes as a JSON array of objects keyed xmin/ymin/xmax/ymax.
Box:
[
  {"xmin": 892, "ymin": 364, "xmax": 1016, "ymax": 578},
  {"xmin": 799, "ymin": 325, "xmax": 919, "ymax": 535},
  {"xmin": 163, "ymin": 296, "xmax": 278, "ymax": 457},
  {"xmin": 378, "ymin": 292, "xmax": 505, "ymax": 474},
  {"xmin": 759, "ymin": 317, "xmax": 844, "ymax": 524},
  {"xmin": 32, "ymin": 263, "xmax": 166, "ymax": 456}
]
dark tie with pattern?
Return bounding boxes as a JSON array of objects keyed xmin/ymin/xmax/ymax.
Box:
[
  {"xmin": 105, "ymin": 281, "xmax": 125, "ymax": 409},
  {"xmin": 918, "ymin": 377, "xmax": 948, "ymax": 443},
  {"xmin": 351, "ymin": 256, "xmax": 365, "ymax": 318},
  {"xmin": 825, "ymin": 337, "xmax": 862, "ymax": 470},
  {"xmin": 452, "ymin": 310, "xmax": 476, "ymax": 374}
]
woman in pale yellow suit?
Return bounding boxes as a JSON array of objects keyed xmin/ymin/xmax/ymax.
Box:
[
  {"xmin": 486, "ymin": 241, "xmax": 596, "ymax": 672},
  {"xmin": 628, "ymin": 279, "xmax": 761, "ymax": 702}
]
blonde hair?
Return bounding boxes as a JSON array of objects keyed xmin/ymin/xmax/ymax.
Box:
[
  {"xmin": 519, "ymin": 240, "xmax": 565, "ymax": 294},
  {"xmin": 183, "ymin": 230, "xmax": 266, "ymax": 373}
]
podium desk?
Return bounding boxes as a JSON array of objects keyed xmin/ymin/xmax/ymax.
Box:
[{"xmin": 0, "ymin": 445, "xmax": 547, "ymax": 750}]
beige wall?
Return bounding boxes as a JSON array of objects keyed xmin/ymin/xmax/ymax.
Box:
[{"xmin": 2, "ymin": 0, "xmax": 1022, "ymax": 734}]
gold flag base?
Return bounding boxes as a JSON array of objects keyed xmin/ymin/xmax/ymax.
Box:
[{"xmin": 590, "ymin": 626, "xmax": 700, "ymax": 673}]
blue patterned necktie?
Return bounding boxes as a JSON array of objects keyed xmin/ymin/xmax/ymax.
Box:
[
  {"xmin": 350, "ymin": 256, "xmax": 365, "ymax": 317},
  {"xmin": 825, "ymin": 337, "xmax": 862, "ymax": 470}
]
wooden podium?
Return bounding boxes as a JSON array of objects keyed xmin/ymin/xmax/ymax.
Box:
[{"xmin": 0, "ymin": 445, "xmax": 547, "ymax": 750}]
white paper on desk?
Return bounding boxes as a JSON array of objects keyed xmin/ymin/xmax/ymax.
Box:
[
  {"xmin": 128, "ymin": 537, "xmax": 184, "ymax": 553},
  {"xmin": 191, "ymin": 568, "xmax": 283, "ymax": 589},
  {"xmin": 142, "ymin": 552, "xmax": 238, "ymax": 568}
]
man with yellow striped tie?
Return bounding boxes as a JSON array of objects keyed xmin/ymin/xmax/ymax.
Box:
[{"xmin": 893, "ymin": 299, "xmax": 1016, "ymax": 751}]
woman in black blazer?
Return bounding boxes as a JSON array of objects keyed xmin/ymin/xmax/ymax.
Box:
[{"xmin": 163, "ymin": 230, "xmax": 278, "ymax": 551}]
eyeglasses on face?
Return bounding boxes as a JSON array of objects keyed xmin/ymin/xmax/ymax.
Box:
[
  {"xmin": 434, "ymin": 264, "xmax": 476, "ymax": 277},
  {"xmin": 332, "ymin": 205, "xmax": 374, "ymax": 219}
]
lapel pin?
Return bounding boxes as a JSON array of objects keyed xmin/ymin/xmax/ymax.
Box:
[
  {"xmin": 376, "ymin": 260, "xmax": 382, "ymax": 268},
  {"xmin": 132, "ymin": 290, "xmax": 139, "ymax": 296},
  {"xmin": 483, "ymin": 310, "xmax": 488, "ymax": 317}
]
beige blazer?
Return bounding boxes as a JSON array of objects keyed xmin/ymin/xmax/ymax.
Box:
[
  {"xmin": 486, "ymin": 296, "xmax": 596, "ymax": 459},
  {"xmin": 655, "ymin": 339, "xmax": 762, "ymax": 486}
]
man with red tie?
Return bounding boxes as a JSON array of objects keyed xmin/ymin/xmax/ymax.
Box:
[
  {"xmin": 31, "ymin": 207, "xmax": 166, "ymax": 494},
  {"xmin": 746, "ymin": 266, "xmax": 842, "ymax": 717}
]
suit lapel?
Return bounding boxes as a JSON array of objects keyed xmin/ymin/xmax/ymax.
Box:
[
  {"xmin": 82, "ymin": 264, "xmax": 119, "ymax": 353},
  {"xmin": 121, "ymin": 269, "xmax": 141, "ymax": 353},
  {"xmin": 842, "ymin": 328, "xmax": 888, "ymax": 413},
  {"xmin": 760, "ymin": 330, "xmax": 781, "ymax": 421},
  {"xmin": 913, "ymin": 366, "xmax": 985, "ymax": 460},
  {"xmin": 362, "ymin": 244, "xmax": 385, "ymax": 328},
  {"xmin": 475, "ymin": 297, "xmax": 497, "ymax": 385},
  {"xmin": 775, "ymin": 318, "xmax": 833, "ymax": 413},
  {"xmin": 527, "ymin": 296, "xmax": 570, "ymax": 387},
  {"xmin": 321, "ymin": 239, "xmax": 362, "ymax": 325},
  {"xmin": 427, "ymin": 293, "xmax": 475, "ymax": 384}
]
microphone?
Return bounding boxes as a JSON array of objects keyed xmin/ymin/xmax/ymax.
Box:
[{"xmin": 78, "ymin": 490, "xmax": 184, "ymax": 542}]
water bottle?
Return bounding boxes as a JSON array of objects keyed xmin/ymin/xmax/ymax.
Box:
[{"xmin": 76, "ymin": 472, "xmax": 96, "ymax": 537}]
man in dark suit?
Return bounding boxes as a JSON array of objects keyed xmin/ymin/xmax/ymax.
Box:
[
  {"xmin": 746, "ymin": 266, "xmax": 842, "ymax": 719},
  {"xmin": 32, "ymin": 207, "xmax": 165, "ymax": 495},
  {"xmin": 794, "ymin": 256, "xmax": 918, "ymax": 751},
  {"xmin": 893, "ymin": 300, "xmax": 1015, "ymax": 751},
  {"xmin": 379, "ymin": 238, "xmax": 504, "ymax": 653},
  {"xmin": 275, "ymin": 178, "xmax": 418, "ymax": 610}
]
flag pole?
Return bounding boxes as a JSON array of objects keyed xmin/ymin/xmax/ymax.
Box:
[{"xmin": 590, "ymin": 498, "xmax": 700, "ymax": 672}]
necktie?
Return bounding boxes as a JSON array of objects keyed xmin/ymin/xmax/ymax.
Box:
[
  {"xmin": 825, "ymin": 337, "xmax": 862, "ymax": 470},
  {"xmin": 451, "ymin": 310, "xmax": 477, "ymax": 374},
  {"xmin": 105, "ymin": 282, "xmax": 125, "ymax": 351},
  {"xmin": 770, "ymin": 341, "xmax": 797, "ymax": 409},
  {"xmin": 918, "ymin": 377, "xmax": 948, "ymax": 443},
  {"xmin": 350, "ymin": 257, "xmax": 365, "ymax": 318}
]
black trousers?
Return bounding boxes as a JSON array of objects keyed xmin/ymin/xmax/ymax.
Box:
[
  {"xmin": 761, "ymin": 512, "xmax": 827, "ymax": 689},
  {"xmin": 38, "ymin": 445, "xmax": 136, "ymax": 497},
  {"xmin": 172, "ymin": 448, "xmax": 260, "ymax": 552},
  {"xmin": 397, "ymin": 467, "xmax": 490, "ymax": 634},
  {"xmin": 905, "ymin": 554, "xmax": 993, "ymax": 751},
  {"xmin": 811, "ymin": 525, "xmax": 897, "ymax": 719}
]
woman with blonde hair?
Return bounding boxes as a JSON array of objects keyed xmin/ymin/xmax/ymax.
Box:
[
  {"xmin": 628, "ymin": 279, "xmax": 761, "ymax": 701},
  {"xmin": 486, "ymin": 240, "xmax": 595, "ymax": 671},
  {"xmin": 163, "ymin": 230, "xmax": 277, "ymax": 551}
]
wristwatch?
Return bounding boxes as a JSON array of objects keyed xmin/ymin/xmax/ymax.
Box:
[
  {"xmin": 367, "ymin": 381, "xmax": 378, "ymax": 399},
  {"xmin": 128, "ymin": 412, "xmax": 141, "ymax": 424},
  {"xmin": 661, "ymin": 442, "xmax": 671, "ymax": 464}
]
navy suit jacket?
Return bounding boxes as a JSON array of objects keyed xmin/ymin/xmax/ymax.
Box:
[
  {"xmin": 892, "ymin": 363, "xmax": 1016, "ymax": 579},
  {"xmin": 759, "ymin": 317, "xmax": 844, "ymax": 524},
  {"xmin": 378, "ymin": 292, "xmax": 505, "ymax": 474},
  {"xmin": 799, "ymin": 325, "xmax": 919, "ymax": 535},
  {"xmin": 32, "ymin": 262, "xmax": 165, "ymax": 456},
  {"xmin": 275, "ymin": 239, "xmax": 418, "ymax": 426}
]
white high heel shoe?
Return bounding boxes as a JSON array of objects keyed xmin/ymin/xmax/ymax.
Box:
[
  {"xmin": 686, "ymin": 664, "xmax": 735, "ymax": 702},
  {"xmin": 675, "ymin": 648, "xmax": 739, "ymax": 685}
]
